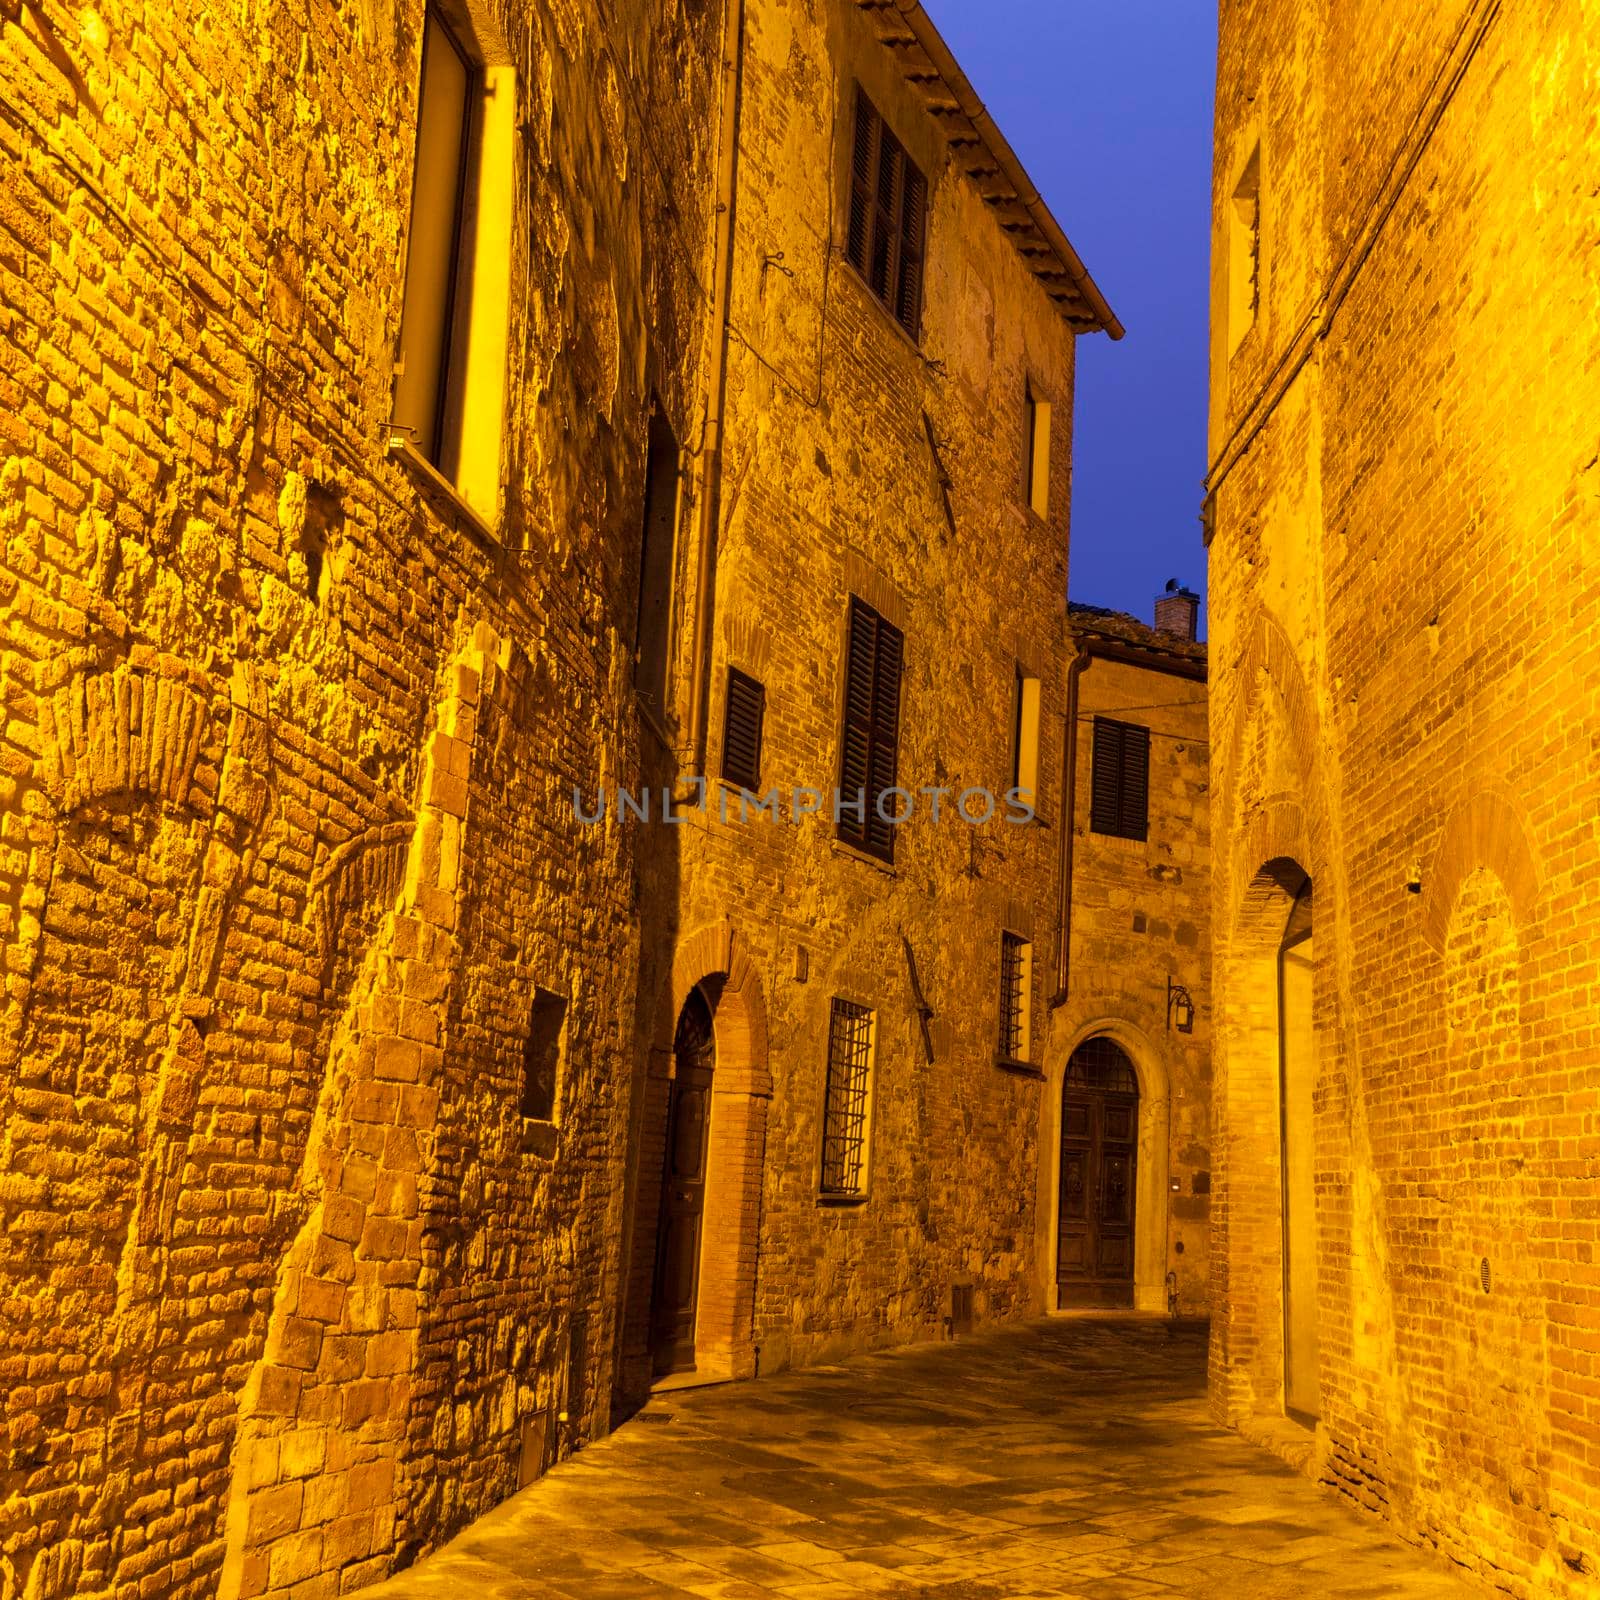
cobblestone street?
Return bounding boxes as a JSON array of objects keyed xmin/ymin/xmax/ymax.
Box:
[{"xmin": 368, "ymin": 1318, "xmax": 1476, "ymax": 1599}]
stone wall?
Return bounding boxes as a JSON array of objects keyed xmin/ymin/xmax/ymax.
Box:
[
  {"xmin": 1208, "ymin": 1, "xmax": 1600, "ymax": 1592},
  {"xmin": 1049, "ymin": 613, "xmax": 1211, "ymax": 1317},
  {"xmin": 615, "ymin": 0, "xmax": 1113, "ymax": 1395},
  {"xmin": 0, "ymin": 0, "xmax": 716, "ymax": 1592}
]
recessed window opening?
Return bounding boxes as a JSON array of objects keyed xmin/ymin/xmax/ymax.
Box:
[
  {"xmin": 521, "ymin": 987, "xmax": 566, "ymax": 1121},
  {"xmin": 820, "ymin": 998, "xmax": 875, "ymax": 1198}
]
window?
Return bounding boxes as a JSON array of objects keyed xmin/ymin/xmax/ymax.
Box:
[
  {"xmin": 392, "ymin": 4, "xmax": 515, "ymax": 515},
  {"xmin": 1090, "ymin": 716, "xmax": 1150, "ymax": 841},
  {"xmin": 1227, "ymin": 143, "xmax": 1261, "ymax": 356},
  {"xmin": 635, "ymin": 408, "xmax": 680, "ymax": 722},
  {"xmin": 837, "ymin": 596, "xmax": 904, "ymax": 863},
  {"xmin": 1024, "ymin": 386, "xmax": 1051, "ymax": 518},
  {"xmin": 845, "ymin": 87, "xmax": 927, "ymax": 339},
  {"xmin": 1010, "ymin": 667, "xmax": 1042, "ymax": 813},
  {"xmin": 998, "ymin": 932, "xmax": 1032, "ymax": 1065},
  {"xmin": 820, "ymin": 998, "xmax": 875, "ymax": 1197},
  {"xmin": 521, "ymin": 988, "xmax": 567, "ymax": 1120},
  {"xmin": 721, "ymin": 667, "xmax": 765, "ymax": 793}
]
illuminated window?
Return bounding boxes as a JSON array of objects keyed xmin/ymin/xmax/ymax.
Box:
[
  {"xmin": 998, "ymin": 932, "xmax": 1032, "ymax": 1065},
  {"xmin": 820, "ymin": 999, "xmax": 875, "ymax": 1198},
  {"xmin": 1024, "ymin": 386, "xmax": 1051, "ymax": 517},
  {"xmin": 1011, "ymin": 667, "xmax": 1042, "ymax": 813},
  {"xmin": 392, "ymin": 4, "xmax": 515, "ymax": 518}
]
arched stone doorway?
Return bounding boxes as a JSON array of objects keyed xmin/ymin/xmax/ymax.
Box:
[
  {"xmin": 1040, "ymin": 1020, "xmax": 1171, "ymax": 1314},
  {"xmin": 1215, "ymin": 855, "xmax": 1321, "ymax": 1425},
  {"xmin": 1057, "ymin": 1038, "xmax": 1141, "ymax": 1307},
  {"xmin": 619, "ymin": 920, "xmax": 771, "ymax": 1401},
  {"xmin": 650, "ymin": 987, "xmax": 716, "ymax": 1375}
]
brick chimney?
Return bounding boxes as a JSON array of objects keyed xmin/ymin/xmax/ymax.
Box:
[{"xmin": 1154, "ymin": 580, "xmax": 1200, "ymax": 641}]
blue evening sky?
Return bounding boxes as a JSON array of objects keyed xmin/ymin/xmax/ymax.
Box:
[{"xmin": 924, "ymin": 0, "xmax": 1217, "ymax": 634}]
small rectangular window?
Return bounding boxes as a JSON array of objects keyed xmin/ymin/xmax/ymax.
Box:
[
  {"xmin": 721, "ymin": 667, "xmax": 765, "ymax": 793},
  {"xmin": 521, "ymin": 988, "xmax": 567, "ymax": 1121},
  {"xmin": 1011, "ymin": 668, "xmax": 1042, "ymax": 813},
  {"xmin": 846, "ymin": 87, "xmax": 927, "ymax": 340},
  {"xmin": 1024, "ymin": 388, "xmax": 1051, "ymax": 518},
  {"xmin": 1090, "ymin": 716, "xmax": 1150, "ymax": 842},
  {"xmin": 998, "ymin": 933, "xmax": 1031, "ymax": 1064},
  {"xmin": 635, "ymin": 407, "xmax": 680, "ymax": 722},
  {"xmin": 837, "ymin": 597, "xmax": 904, "ymax": 864},
  {"xmin": 820, "ymin": 998, "xmax": 875, "ymax": 1198}
]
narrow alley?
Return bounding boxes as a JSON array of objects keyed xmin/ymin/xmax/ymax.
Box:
[{"xmin": 367, "ymin": 1320, "xmax": 1476, "ymax": 1600}]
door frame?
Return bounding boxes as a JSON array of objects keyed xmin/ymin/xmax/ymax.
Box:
[{"xmin": 1038, "ymin": 1017, "xmax": 1171, "ymax": 1314}]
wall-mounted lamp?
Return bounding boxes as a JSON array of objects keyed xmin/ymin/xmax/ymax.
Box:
[
  {"xmin": 1406, "ymin": 860, "xmax": 1423, "ymax": 895},
  {"xmin": 1167, "ymin": 978, "xmax": 1195, "ymax": 1035}
]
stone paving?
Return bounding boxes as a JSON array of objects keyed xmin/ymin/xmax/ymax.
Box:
[{"xmin": 367, "ymin": 1317, "xmax": 1478, "ymax": 1599}]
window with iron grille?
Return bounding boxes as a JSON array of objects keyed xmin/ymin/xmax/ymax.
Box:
[
  {"xmin": 838, "ymin": 597, "xmax": 904, "ymax": 863},
  {"xmin": 820, "ymin": 998, "xmax": 874, "ymax": 1198},
  {"xmin": 1089, "ymin": 716, "xmax": 1150, "ymax": 841},
  {"xmin": 997, "ymin": 933, "xmax": 1031, "ymax": 1064},
  {"xmin": 721, "ymin": 667, "xmax": 765, "ymax": 794},
  {"xmin": 845, "ymin": 87, "xmax": 927, "ymax": 339}
]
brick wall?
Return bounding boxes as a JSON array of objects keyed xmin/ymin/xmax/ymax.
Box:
[
  {"xmin": 1209, "ymin": 0, "xmax": 1600, "ymax": 1591},
  {"xmin": 0, "ymin": 0, "xmax": 717, "ymax": 1591}
]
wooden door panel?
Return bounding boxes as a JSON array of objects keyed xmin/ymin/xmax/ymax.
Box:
[{"xmin": 1057, "ymin": 1073, "xmax": 1139, "ymax": 1309}]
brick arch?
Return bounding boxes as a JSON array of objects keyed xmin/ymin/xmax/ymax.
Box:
[
  {"xmin": 1227, "ymin": 609, "xmax": 1320, "ymax": 793},
  {"xmin": 624, "ymin": 918, "xmax": 771, "ymax": 1396},
  {"xmin": 1212, "ymin": 849, "xmax": 1316, "ymax": 1425},
  {"xmin": 1421, "ymin": 789, "xmax": 1541, "ymax": 955}
]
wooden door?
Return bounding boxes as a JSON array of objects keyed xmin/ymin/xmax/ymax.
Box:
[
  {"xmin": 650, "ymin": 991, "xmax": 715, "ymax": 1376},
  {"xmin": 1057, "ymin": 1039, "xmax": 1139, "ymax": 1308}
]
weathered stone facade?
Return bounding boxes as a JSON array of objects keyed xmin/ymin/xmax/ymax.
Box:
[
  {"xmin": 0, "ymin": 0, "xmax": 1119, "ymax": 1594},
  {"xmin": 615, "ymin": 0, "xmax": 1120, "ymax": 1397},
  {"xmin": 0, "ymin": 0, "xmax": 717, "ymax": 1590},
  {"xmin": 1043, "ymin": 600, "xmax": 1210, "ymax": 1319},
  {"xmin": 1208, "ymin": 2, "xmax": 1600, "ymax": 1593}
]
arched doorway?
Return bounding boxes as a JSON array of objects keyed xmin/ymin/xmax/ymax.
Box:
[
  {"xmin": 1057, "ymin": 1037, "xmax": 1140, "ymax": 1308},
  {"xmin": 650, "ymin": 987, "xmax": 715, "ymax": 1376},
  {"xmin": 1278, "ymin": 879, "xmax": 1319, "ymax": 1420}
]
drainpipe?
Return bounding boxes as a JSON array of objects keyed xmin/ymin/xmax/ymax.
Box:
[
  {"xmin": 685, "ymin": 0, "xmax": 747, "ymax": 775},
  {"xmin": 1050, "ymin": 647, "xmax": 1091, "ymax": 1006}
]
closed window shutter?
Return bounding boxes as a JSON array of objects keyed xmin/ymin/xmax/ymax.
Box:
[
  {"xmin": 1090, "ymin": 718, "xmax": 1123, "ymax": 835},
  {"xmin": 721, "ymin": 668, "xmax": 765, "ymax": 794},
  {"xmin": 838, "ymin": 602, "xmax": 877, "ymax": 851},
  {"xmin": 1090, "ymin": 716, "xmax": 1150, "ymax": 841},
  {"xmin": 896, "ymin": 164, "xmax": 926, "ymax": 336},
  {"xmin": 865, "ymin": 618, "xmax": 903, "ymax": 860},
  {"xmin": 839, "ymin": 598, "xmax": 904, "ymax": 862},
  {"xmin": 1122, "ymin": 721, "xmax": 1149, "ymax": 841},
  {"xmin": 870, "ymin": 127, "xmax": 901, "ymax": 303},
  {"xmin": 847, "ymin": 90, "xmax": 878, "ymax": 275}
]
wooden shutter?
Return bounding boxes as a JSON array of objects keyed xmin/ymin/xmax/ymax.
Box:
[
  {"xmin": 1090, "ymin": 717, "xmax": 1149, "ymax": 840},
  {"xmin": 847, "ymin": 89, "xmax": 878, "ymax": 275},
  {"xmin": 865, "ymin": 618, "xmax": 903, "ymax": 860},
  {"xmin": 1121, "ymin": 721, "xmax": 1149, "ymax": 841},
  {"xmin": 896, "ymin": 160, "xmax": 926, "ymax": 336},
  {"xmin": 839, "ymin": 598, "xmax": 904, "ymax": 862},
  {"xmin": 721, "ymin": 667, "xmax": 765, "ymax": 794},
  {"xmin": 869, "ymin": 124, "xmax": 901, "ymax": 304}
]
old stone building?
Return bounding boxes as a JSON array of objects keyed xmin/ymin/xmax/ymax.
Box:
[
  {"xmin": 0, "ymin": 0, "xmax": 719, "ymax": 1592},
  {"xmin": 1045, "ymin": 590, "xmax": 1210, "ymax": 1320},
  {"xmin": 1208, "ymin": 1, "xmax": 1600, "ymax": 1594},
  {"xmin": 0, "ymin": 0, "xmax": 1118, "ymax": 1595},
  {"xmin": 613, "ymin": 0, "xmax": 1120, "ymax": 1400}
]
